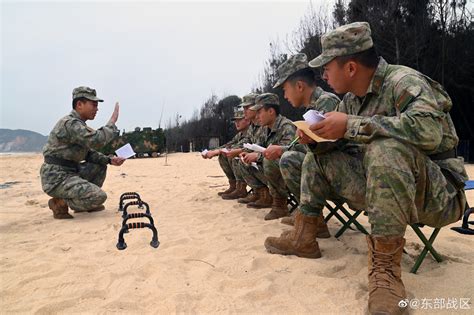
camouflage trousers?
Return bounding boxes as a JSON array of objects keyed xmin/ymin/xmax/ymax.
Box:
[
  {"xmin": 238, "ymin": 160, "xmax": 267, "ymax": 189},
  {"xmin": 299, "ymin": 138, "xmax": 465, "ymax": 236},
  {"xmin": 263, "ymin": 158, "xmax": 289, "ymax": 198},
  {"xmin": 41, "ymin": 162, "xmax": 108, "ymax": 212},
  {"xmin": 279, "ymin": 150, "xmax": 307, "ymax": 202},
  {"xmin": 218, "ymin": 155, "xmax": 243, "ymax": 181}
]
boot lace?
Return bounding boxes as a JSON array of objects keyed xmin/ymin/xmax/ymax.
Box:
[{"xmin": 369, "ymin": 251, "xmax": 398, "ymax": 291}]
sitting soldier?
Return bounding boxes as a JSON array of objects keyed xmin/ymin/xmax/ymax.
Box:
[
  {"xmin": 263, "ymin": 53, "xmax": 340, "ymax": 223},
  {"xmin": 239, "ymin": 93, "xmax": 296, "ymax": 217},
  {"xmin": 202, "ymin": 106, "xmax": 250, "ymax": 199},
  {"xmin": 264, "ymin": 22, "xmax": 468, "ymax": 315}
]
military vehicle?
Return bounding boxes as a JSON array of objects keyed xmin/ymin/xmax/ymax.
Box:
[{"xmin": 100, "ymin": 127, "xmax": 166, "ymax": 158}]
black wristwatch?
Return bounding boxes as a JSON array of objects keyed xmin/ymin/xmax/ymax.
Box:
[{"xmin": 107, "ymin": 157, "xmax": 112, "ymax": 165}]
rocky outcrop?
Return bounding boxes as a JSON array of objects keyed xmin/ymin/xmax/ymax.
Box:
[{"xmin": 0, "ymin": 129, "xmax": 47, "ymax": 152}]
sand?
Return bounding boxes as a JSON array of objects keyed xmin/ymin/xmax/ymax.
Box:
[{"xmin": 0, "ymin": 153, "xmax": 473, "ymax": 314}]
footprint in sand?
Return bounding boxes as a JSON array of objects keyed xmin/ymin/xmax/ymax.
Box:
[{"xmin": 25, "ymin": 199, "xmax": 39, "ymax": 206}]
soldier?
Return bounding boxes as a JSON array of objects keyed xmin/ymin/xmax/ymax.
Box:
[
  {"xmin": 230, "ymin": 93, "xmax": 267, "ymax": 203},
  {"xmin": 202, "ymin": 107, "xmax": 251, "ymax": 199},
  {"xmin": 264, "ymin": 22, "xmax": 468, "ymax": 315},
  {"xmin": 263, "ymin": 53, "xmax": 340, "ymax": 223},
  {"xmin": 239, "ymin": 93, "xmax": 296, "ymax": 215},
  {"xmin": 40, "ymin": 86, "xmax": 125, "ymax": 219}
]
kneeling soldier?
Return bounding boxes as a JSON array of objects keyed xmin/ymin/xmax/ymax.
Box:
[{"xmin": 40, "ymin": 86, "xmax": 125, "ymax": 219}]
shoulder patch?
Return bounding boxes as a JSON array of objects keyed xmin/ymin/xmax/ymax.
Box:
[{"xmin": 396, "ymin": 85, "xmax": 421, "ymax": 112}]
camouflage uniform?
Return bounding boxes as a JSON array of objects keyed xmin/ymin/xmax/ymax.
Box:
[
  {"xmin": 301, "ymin": 52, "xmax": 468, "ymax": 236},
  {"xmin": 218, "ymin": 129, "xmax": 247, "ymax": 181},
  {"xmin": 271, "ymin": 53, "xmax": 340, "ymax": 202},
  {"xmin": 235, "ymin": 122, "xmax": 264, "ymax": 183},
  {"xmin": 40, "ymin": 87, "xmax": 118, "ymax": 212},
  {"xmin": 217, "ymin": 107, "xmax": 249, "ymax": 182},
  {"xmin": 279, "ymin": 86, "xmax": 340, "ymax": 202},
  {"xmin": 240, "ymin": 94, "xmax": 296, "ymax": 196}
]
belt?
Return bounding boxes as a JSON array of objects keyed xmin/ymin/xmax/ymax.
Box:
[
  {"xmin": 44, "ymin": 156, "xmax": 79, "ymax": 170},
  {"xmin": 428, "ymin": 148, "xmax": 456, "ymax": 160}
]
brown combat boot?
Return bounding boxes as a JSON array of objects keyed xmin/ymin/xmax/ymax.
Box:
[
  {"xmin": 48, "ymin": 197, "xmax": 73, "ymax": 219},
  {"xmin": 237, "ymin": 189, "xmax": 258, "ymax": 204},
  {"xmin": 264, "ymin": 210, "xmax": 322, "ymax": 258},
  {"xmin": 217, "ymin": 179, "xmax": 236, "ymax": 196},
  {"xmin": 247, "ymin": 187, "xmax": 273, "ymax": 209},
  {"xmin": 367, "ymin": 235, "xmax": 407, "ymax": 315},
  {"xmin": 264, "ymin": 195, "xmax": 289, "ymax": 220},
  {"xmin": 281, "ymin": 212, "xmax": 330, "ymax": 238},
  {"xmin": 222, "ymin": 181, "xmax": 247, "ymax": 200}
]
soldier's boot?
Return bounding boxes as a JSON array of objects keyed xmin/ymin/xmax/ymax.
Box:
[
  {"xmin": 367, "ymin": 235, "xmax": 406, "ymax": 315},
  {"xmin": 264, "ymin": 196, "xmax": 289, "ymax": 220},
  {"xmin": 247, "ymin": 187, "xmax": 273, "ymax": 209},
  {"xmin": 281, "ymin": 212, "xmax": 330, "ymax": 238},
  {"xmin": 48, "ymin": 197, "xmax": 73, "ymax": 219},
  {"xmin": 218, "ymin": 179, "xmax": 236, "ymax": 196},
  {"xmin": 238, "ymin": 189, "xmax": 259, "ymax": 204},
  {"xmin": 222, "ymin": 181, "xmax": 247, "ymax": 200},
  {"xmin": 264, "ymin": 210, "xmax": 322, "ymax": 258}
]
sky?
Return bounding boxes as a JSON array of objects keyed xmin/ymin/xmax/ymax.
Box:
[{"xmin": 1, "ymin": 0, "xmax": 333, "ymax": 135}]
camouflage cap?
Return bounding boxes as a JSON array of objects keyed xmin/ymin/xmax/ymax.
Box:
[
  {"xmin": 72, "ymin": 86, "xmax": 104, "ymax": 102},
  {"xmin": 273, "ymin": 53, "xmax": 309, "ymax": 88},
  {"xmin": 231, "ymin": 107, "xmax": 245, "ymax": 121},
  {"xmin": 250, "ymin": 93, "xmax": 280, "ymax": 111},
  {"xmin": 309, "ymin": 22, "xmax": 373, "ymax": 68},
  {"xmin": 239, "ymin": 93, "xmax": 259, "ymax": 107}
]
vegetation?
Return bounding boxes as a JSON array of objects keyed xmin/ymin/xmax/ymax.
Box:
[{"xmin": 165, "ymin": 0, "xmax": 473, "ymax": 160}]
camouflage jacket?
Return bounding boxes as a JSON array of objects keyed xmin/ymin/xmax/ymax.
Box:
[
  {"xmin": 289, "ymin": 87, "xmax": 340, "ymax": 154},
  {"xmin": 307, "ymin": 87, "xmax": 340, "ymax": 113},
  {"xmin": 41, "ymin": 110, "xmax": 118, "ymax": 192},
  {"xmin": 220, "ymin": 127, "xmax": 248, "ymax": 150},
  {"xmin": 339, "ymin": 57, "xmax": 467, "ymax": 180},
  {"xmin": 240, "ymin": 122, "xmax": 264, "ymax": 145},
  {"xmin": 256, "ymin": 115, "xmax": 296, "ymax": 163}
]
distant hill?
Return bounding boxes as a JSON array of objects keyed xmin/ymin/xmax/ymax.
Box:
[{"xmin": 0, "ymin": 129, "xmax": 47, "ymax": 152}]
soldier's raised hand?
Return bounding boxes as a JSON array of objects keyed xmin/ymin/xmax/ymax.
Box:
[{"xmin": 109, "ymin": 102, "xmax": 120, "ymax": 125}]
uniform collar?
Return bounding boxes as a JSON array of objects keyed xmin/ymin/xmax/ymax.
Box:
[
  {"xmin": 70, "ymin": 109, "xmax": 85, "ymax": 122},
  {"xmin": 270, "ymin": 114, "xmax": 284, "ymax": 133},
  {"xmin": 310, "ymin": 86, "xmax": 324, "ymax": 102},
  {"xmin": 365, "ymin": 57, "xmax": 388, "ymax": 96}
]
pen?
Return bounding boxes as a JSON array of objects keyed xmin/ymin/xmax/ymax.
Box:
[{"xmin": 288, "ymin": 136, "xmax": 300, "ymax": 148}]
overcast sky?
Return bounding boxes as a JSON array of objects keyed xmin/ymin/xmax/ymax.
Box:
[{"xmin": 1, "ymin": 0, "xmax": 334, "ymax": 135}]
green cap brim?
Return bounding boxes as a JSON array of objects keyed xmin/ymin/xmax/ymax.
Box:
[
  {"xmin": 249, "ymin": 104, "xmax": 263, "ymax": 111},
  {"xmin": 272, "ymin": 77, "xmax": 286, "ymax": 89},
  {"xmin": 240, "ymin": 102, "xmax": 254, "ymax": 107},
  {"xmin": 308, "ymin": 54, "xmax": 336, "ymax": 68},
  {"xmin": 86, "ymin": 96, "xmax": 104, "ymax": 102}
]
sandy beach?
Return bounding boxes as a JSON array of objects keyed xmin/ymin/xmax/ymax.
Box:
[{"xmin": 0, "ymin": 153, "xmax": 473, "ymax": 314}]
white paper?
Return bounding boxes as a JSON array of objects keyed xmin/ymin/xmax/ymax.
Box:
[
  {"xmin": 201, "ymin": 149, "xmax": 208, "ymax": 157},
  {"xmin": 243, "ymin": 143, "xmax": 266, "ymax": 153},
  {"xmin": 303, "ymin": 110, "xmax": 326, "ymax": 124},
  {"xmin": 115, "ymin": 143, "xmax": 136, "ymax": 159}
]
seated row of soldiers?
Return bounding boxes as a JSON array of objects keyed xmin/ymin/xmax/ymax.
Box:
[
  {"xmin": 203, "ymin": 69, "xmax": 339, "ymax": 223},
  {"xmin": 203, "ymin": 22, "xmax": 468, "ymax": 315}
]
